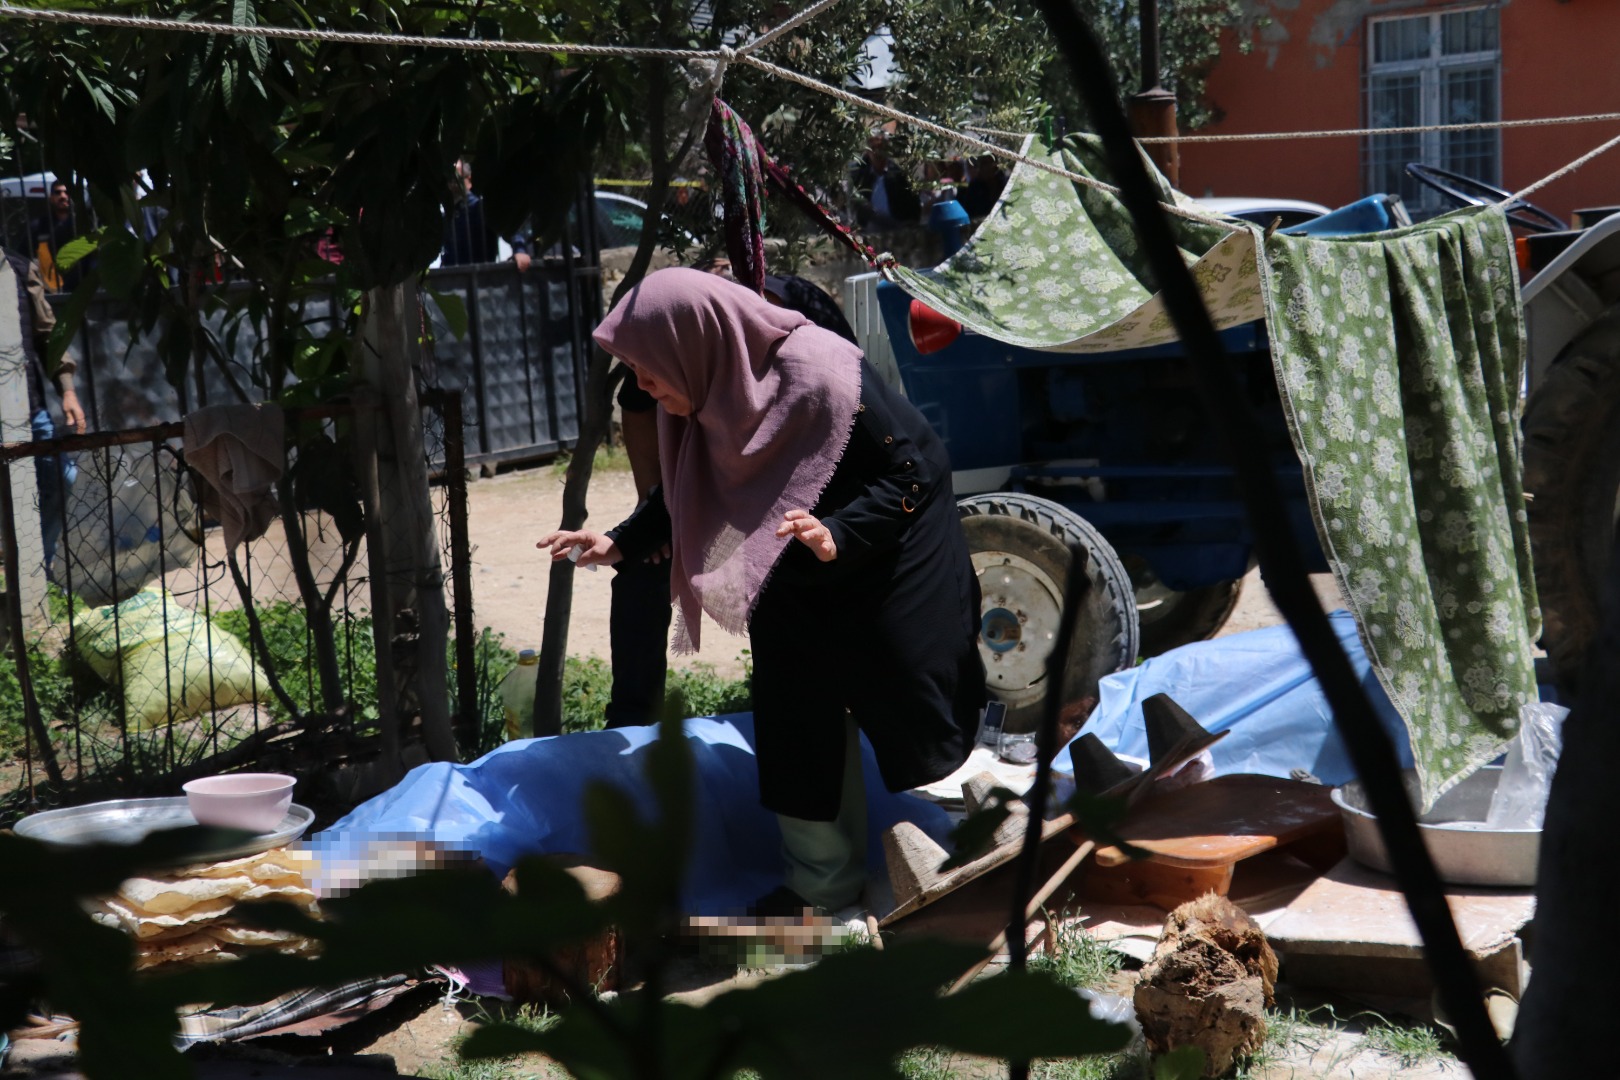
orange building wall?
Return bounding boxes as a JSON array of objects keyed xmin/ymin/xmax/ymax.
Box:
[{"xmin": 1179, "ymin": 0, "xmax": 1620, "ymax": 224}]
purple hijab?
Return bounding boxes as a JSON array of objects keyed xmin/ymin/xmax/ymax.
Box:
[{"xmin": 593, "ymin": 268, "xmax": 863, "ymax": 652}]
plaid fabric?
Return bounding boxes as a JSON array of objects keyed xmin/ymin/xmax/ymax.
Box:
[{"xmin": 174, "ymin": 974, "xmax": 410, "ymax": 1045}]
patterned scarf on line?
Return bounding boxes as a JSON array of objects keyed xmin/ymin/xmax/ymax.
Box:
[{"xmin": 704, "ymin": 97, "xmax": 880, "ymax": 292}]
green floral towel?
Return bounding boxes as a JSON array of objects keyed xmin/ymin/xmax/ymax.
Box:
[
  {"xmin": 1262, "ymin": 207, "xmax": 1539, "ymax": 807},
  {"xmin": 888, "ymin": 137, "xmax": 1268, "ymax": 352}
]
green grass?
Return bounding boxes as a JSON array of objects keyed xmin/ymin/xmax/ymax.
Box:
[
  {"xmin": 557, "ymin": 653, "xmax": 753, "ymax": 735},
  {"xmin": 212, "ymin": 602, "xmax": 381, "ymax": 727},
  {"xmin": 1029, "ymin": 915, "xmax": 1125, "ymax": 992},
  {"xmin": 897, "ymin": 916, "xmax": 1143, "ymax": 1080},
  {"xmin": 422, "ymin": 1004, "xmax": 564, "ymax": 1080},
  {"xmin": 549, "ymin": 441, "xmax": 632, "ymax": 481},
  {"xmin": 1232, "ymin": 1003, "xmax": 1345, "ymax": 1078},
  {"xmin": 1359, "ymin": 1015, "xmax": 1447, "ymax": 1067},
  {"xmin": 896, "ymin": 1046, "xmax": 962, "ymax": 1080}
]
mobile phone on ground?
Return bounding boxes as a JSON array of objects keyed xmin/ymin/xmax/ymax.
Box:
[{"xmin": 976, "ymin": 700, "xmax": 1007, "ymax": 750}]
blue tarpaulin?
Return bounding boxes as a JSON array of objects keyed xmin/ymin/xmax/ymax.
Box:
[
  {"xmin": 307, "ymin": 613, "xmax": 1413, "ymax": 916},
  {"xmin": 1066, "ymin": 610, "xmax": 1413, "ymax": 786},
  {"xmin": 306, "ymin": 714, "xmax": 954, "ymax": 915}
]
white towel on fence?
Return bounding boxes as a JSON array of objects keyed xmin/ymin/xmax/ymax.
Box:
[{"xmin": 182, "ymin": 403, "xmax": 285, "ymax": 550}]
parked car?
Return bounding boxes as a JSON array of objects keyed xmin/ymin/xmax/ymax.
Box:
[
  {"xmin": 1194, "ymin": 196, "xmax": 1331, "ymax": 230},
  {"xmin": 0, "ymin": 171, "xmax": 58, "ymax": 256},
  {"xmin": 592, "ymin": 191, "xmax": 655, "ymax": 249}
]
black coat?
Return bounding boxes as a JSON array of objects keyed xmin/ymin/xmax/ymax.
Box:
[{"xmin": 610, "ymin": 360, "xmax": 985, "ymax": 820}]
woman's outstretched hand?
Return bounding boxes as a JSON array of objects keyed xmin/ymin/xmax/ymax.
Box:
[
  {"xmin": 777, "ymin": 509, "xmax": 838, "ymax": 562},
  {"xmin": 536, "ymin": 529, "xmax": 623, "ymax": 569}
]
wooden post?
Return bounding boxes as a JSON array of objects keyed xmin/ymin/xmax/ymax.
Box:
[
  {"xmin": 357, "ymin": 281, "xmax": 456, "ymax": 764},
  {"xmin": 0, "ymin": 258, "xmax": 50, "ymax": 632}
]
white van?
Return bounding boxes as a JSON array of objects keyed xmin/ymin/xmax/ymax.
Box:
[{"xmin": 0, "ymin": 171, "xmax": 58, "ymax": 255}]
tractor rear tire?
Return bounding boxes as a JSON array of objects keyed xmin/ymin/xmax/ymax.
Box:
[
  {"xmin": 958, "ymin": 493, "xmax": 1139, "ymax": 733},
  {"xmin": 1523, "ymin": 306, "xmax": 1620, "ymax": 696},
  {"xmin": 1136, "ymin": 578, "xmax": 1245, "ymax": 658}
]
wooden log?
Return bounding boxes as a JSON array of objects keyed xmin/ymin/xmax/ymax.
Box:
[{"xmin": 1133, "ymin": 894, "xmax": 1277, "ymax": 1078}]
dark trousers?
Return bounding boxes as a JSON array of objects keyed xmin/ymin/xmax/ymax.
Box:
[{"xmin": 605, "ymin": 557, "xmax": 673, "ymax": 729}]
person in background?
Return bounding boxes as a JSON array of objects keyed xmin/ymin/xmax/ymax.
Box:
[
  {"xmin": 31, "ymin": 180, "xmax": 90, "ymax": 292},
  {"xmin": 957, "ymin": 155, "xmax": 1009, "ymax": 218},
  {"xmin": 3, "ymin": 246, "xmax": 85, "ymax": 571},
  {"xmin": 441, "ymin": 160, "xmax": 532, "ymax": 270},
  {"xmin": 539, "ymin": 268, "xmax": 984, "ymax": 916},
  {"xmin": 851, "ymin": 131, "xmax": 921, "ymax": 231}
]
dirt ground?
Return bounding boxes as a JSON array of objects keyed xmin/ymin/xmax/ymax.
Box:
[
  {"xmin": 465, "ymin": 462, "xmax": 750, "ymax": 682},
  {"xmin": 463, "ymin": 459, "xmax": 1346, "ymax": 679}
]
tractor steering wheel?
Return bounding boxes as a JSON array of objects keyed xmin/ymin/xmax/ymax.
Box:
[{"xmin": 1405, "ymin": 163, "xmax": 1568, "ymax": 233}]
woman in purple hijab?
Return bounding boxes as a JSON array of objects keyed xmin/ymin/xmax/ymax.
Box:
[{"xmin": 539, "ymin": 267, "xmax": 984, "ymax": 915}]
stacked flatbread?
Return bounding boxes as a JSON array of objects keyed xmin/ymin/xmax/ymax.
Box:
[{"xmin": 87, "ymin": 848, "xmax": 322, "ymax": 971}]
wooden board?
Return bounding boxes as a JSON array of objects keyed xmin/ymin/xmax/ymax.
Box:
[
  {"xmin": 1079, "ymin": 858, "xmax": 1235, "ymax": 911},
  {"xmin": 1091, "ymin": 774, "xmax": 1341, "ymax": 868},
  {"xmin": 877, "ymin": 736, "xmax": 1223, "ymax": 926}
]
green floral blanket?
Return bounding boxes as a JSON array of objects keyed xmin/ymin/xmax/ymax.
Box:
[
  {"xmin": 1263, "ymin": 208, "xmax": 1538, "ymax": 806},
  {"xmin": 889, "ymin": 140, "xmax": 1539, "ymax": 806}
]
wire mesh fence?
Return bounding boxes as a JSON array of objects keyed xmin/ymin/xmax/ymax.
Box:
[{"xmin": 0, "ymin": 394, "xmax": 496, "ymax": 822}]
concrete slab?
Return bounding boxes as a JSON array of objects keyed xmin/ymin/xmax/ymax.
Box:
[
  {"xmin": 1266, "ymin": 858, "xmax": 1534, "ymax": 958},
  {"xmin": 1265, "ymin": 857, "xmax": 1533, "ymax": 998}
]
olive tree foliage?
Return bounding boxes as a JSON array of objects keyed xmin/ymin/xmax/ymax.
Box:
[
  {"xmin": 0, "ymin": 0, "xmax": 611, "ymax": 396},
  {"xmin": 0, "ymin": 0, "xmax": 617, "ymax": 735},
  {"xmin": 1033, "ymin": 0, "xmax": 1253, "ymax": 132}
]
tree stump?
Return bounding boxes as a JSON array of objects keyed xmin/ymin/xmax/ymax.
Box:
[
  {"xmin": 501, "ymin": 856, "xmax": 622, "ymax": 1006},
  {"xmin": 1133, "ymin": 892, "xmax": 1277, "ymax": 1077}
]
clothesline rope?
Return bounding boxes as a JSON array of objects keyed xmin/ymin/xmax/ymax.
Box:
[
  {"xmin": 739, "ymin": 53, "xmax": 1232, "ymax": 228},
  {"xmin": 12, "ymin": 0, "xmax": 1614, "ymax": 229},
  {"xmin": 0, "ymin": 0, "xmax": 1230, "ymax": 228},
  {"xmin": 1143, "ymin": 112, "xmax": 1620, "ymax": 144},
  {"xmin": 969, "ymin": 112, "xmax": 1620, "ymax": 144},
  {"xmin": 0, "ymin": 2, "xmax": 721, "ymax": 57}
]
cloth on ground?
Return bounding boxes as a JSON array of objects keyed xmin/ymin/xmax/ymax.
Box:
[
  {"xmin": 886, "ymin": 135, "xmax": 1264, "ymax": 354},
  {"xmin": 304, "ymin": 714, "xmax": 956, "ymax": 916},
  {"xmin": 174, "ymin": 976, "xmax": 411, "ymax": 1044},
  {"xmin": 182, "ymin": 403, "xmax": 285, "ymax": 550},
  {"xmin": 1068, "ymin": 611, "xmax": 1413, "ymax": 788}
]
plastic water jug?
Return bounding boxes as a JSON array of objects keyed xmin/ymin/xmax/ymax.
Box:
[{"xmin": 501, "ymin": 650, "xmax": 539, "ymax": 740}]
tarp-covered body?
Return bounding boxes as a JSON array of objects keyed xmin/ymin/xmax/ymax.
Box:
[
  {"xmin": 306, "ymin": 715, "xmax": 954, "ymax": 914},
  {"xmin": 883, "ymin": 138, "xmax": 1538, "ymax": 806}
]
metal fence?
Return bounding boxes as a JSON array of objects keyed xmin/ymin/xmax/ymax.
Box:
[
  {"xmin": 53, "ymin": 259, "xmax": 600, "ymax": 470},
  {"xmin": 0, "ymin": 394, "xmax": 487, "ymax": 821}
]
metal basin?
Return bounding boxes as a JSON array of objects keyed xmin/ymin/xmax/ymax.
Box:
[{"xmin": 1331, "ymin": 765, "xmax": 1539, "ymax": 887}]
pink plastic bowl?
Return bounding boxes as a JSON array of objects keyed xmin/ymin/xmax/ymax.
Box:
[{"xmin": 183, "ymin": 773, "xmax": 296, "ymax": 833}]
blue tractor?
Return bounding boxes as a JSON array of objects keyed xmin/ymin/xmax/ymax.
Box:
[{"xmin": 846, "ymin": 173, "xmax": 1620, "ymax": 729}]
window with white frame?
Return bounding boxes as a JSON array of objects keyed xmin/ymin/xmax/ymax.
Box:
[{"xmin": 1365, "ymin": 5, "xmax": 1500, "ymax": 217}]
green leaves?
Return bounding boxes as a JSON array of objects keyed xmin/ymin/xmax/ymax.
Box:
[
  {"xmin": 0, "ymin": 827, "xmax": 273, "ymax": 1080},
  {"xmin": 463, "ymin": 941, "xmax": 1132, "ymax": 1079},
  {"xmin": 52, "ymin": 236, "xmax": 99, "ymax": 275},
  {"xmin": 1155, "ymin": 1045, "xmax": 1208, "ymax": 1080}
]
